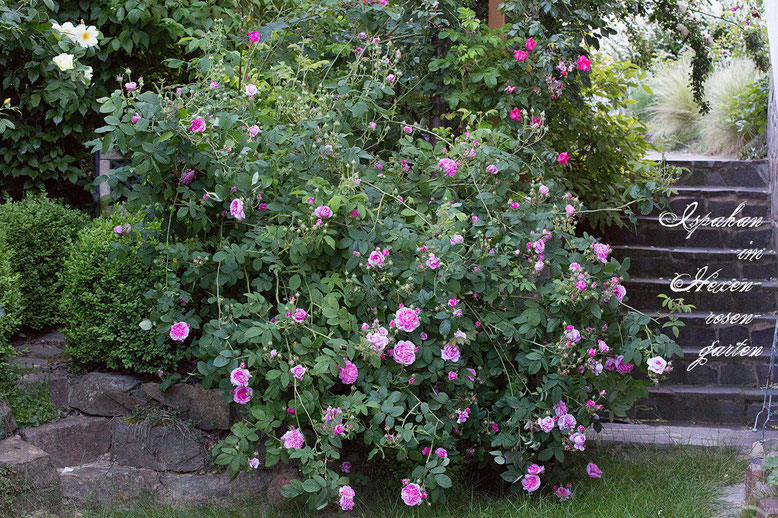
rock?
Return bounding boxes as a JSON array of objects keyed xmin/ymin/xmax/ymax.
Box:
[
  {"xmin": 266, "ymin": 468, "xmax": 300, "ymax": 507},
  {"xmin": 60, "ymin": 464, "xmax": 160, "ymax": 507},
  {"xmin": 143, "ymin": 382, "xmax": 231, "ymax": 430},
  {"xmin": 759, "ymin": 497, "xmax": 778, "ymax": 517},
  {"xmin": 110, "ymin": 419, "xmax": 206, "ymax": 472},
  {"xmin": 20, "ymin": 417, "xmax": 111, "ymax": 468},
  {"xmin": 753, "ymin": 441, "xmax": 766, "ymax": 458},
  {"xmin": 21, "ymin": 374, "xmax": 70, "ymax": 409},
  {"xmin": 0, "ymin": 436, "xmax": 59, "ymax": 489},
  {"xmin": 159, "ymin": 471, "xmax": 270, "ymax": 505},
  {"xmin": 0, "ymin": 397, "xmax": 17, "ymax": 437},
  {"xmin": 69, "ymin": 373, "xmax": 145, "ymax": 416}
]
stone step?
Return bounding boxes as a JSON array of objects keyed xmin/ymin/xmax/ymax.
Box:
[
  {"xmin": 631, "ymin": 384, "xmax": 766, "ymax": 425},
  {"xmin": 0, "ymin": 436, "xmax": 61, "ymax": 514},
  {"xmin": 614, "ymin": 245, "xmax": 777, "ymax": 279},
  {"xmin": 662, "ymin": 347, "xmax": 770, "ymax": 388},
  {"xmin": 604, "ymin": 215, "xmax": 772, "ymax": 249},
  {"xmin": 659, "ymin": 312, "xmax": 776, "ymax": 353},
  {"xmin": 19, "ymin": 416, "xmax": 111, "ymax": 468},
  {"xmin": 656, "ymin": 157, "xmax": 769, "ymax": 188},
  {"xmin": 650, "ymin": 193, "xmax": 771, "ymax": 220},
  {"xmin": 625, "ymin": 277, "xmax": 778, "ymax": 313}
]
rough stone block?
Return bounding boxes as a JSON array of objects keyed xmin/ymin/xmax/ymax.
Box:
[
  {"xmin": 0, "ymin": 436, "xmax": 58, "ymax": 488},
  {"xmin": 0, "ymin": 397, "xmax": 17, "ymax": 438},
  {"xmin": 20, "ymin": 416, "xmax": 111, "ymax": 468},
  {"xmin": 69, "ymin": 373, "xmax": 146, "ymax": 416},
  {"xmin": 159, "ymin": 471, "xmax": 271, "ymax": 505},
  {"xmin": 60, "ymin": 464, "xmax": 160, "ymax": 507},
  {"xmin": 111, "ymin": 419, "xmax": 206, "ymax": 472},
  {"xmin": 143, "ymin": 382, "xmax": 231, "ymax": 430}
]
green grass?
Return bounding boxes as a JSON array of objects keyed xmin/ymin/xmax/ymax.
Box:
[{"xmin": 68, "ymin": 445, "xmax": 746, "ymax": 518}]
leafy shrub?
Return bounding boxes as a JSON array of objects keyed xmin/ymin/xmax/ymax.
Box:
[
  {"xmin": 0, "ymin": 245, "xmax": 22, "ymax": 382},
  {"xmin": 0, "ymin": 196, "xmax": 87, "ymax": 330},
  {"xmin": 62, "ymin": 210, "xmax": 171, "ymax": 374},
  {"xmin": 96, "ymin": 8, "xmax": 682, "ymax": 510}
]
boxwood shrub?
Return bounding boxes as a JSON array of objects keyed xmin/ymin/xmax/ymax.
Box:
[
  {"xmin": 0, "ymin": 196, "xmax": 87, "ymax": 330},
  {"xmin": 0, "ymin": 244, "xmax": 23, "ymax": 382},
  {"xmin": 62, "ymin": 211, "xmax": 173, "ymax": 374}
]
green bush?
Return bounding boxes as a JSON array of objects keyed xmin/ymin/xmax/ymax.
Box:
[
  {"xmin": 0, "ymin": 245, "xmax": 22, "ymax": 381},
  {"xmin": 0, "ymin": 196, "xmax": 87, "ymax": 330},
  {"xmin": 62, "ymin": 211, "xmax": 172, "ymax": 374}
]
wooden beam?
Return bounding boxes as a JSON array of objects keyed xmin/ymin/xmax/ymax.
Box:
[{"xmin": 488, "ymin": 0, "xmax": 505, "ymax": 29}]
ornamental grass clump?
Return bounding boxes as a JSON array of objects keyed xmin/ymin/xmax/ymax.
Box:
[{"xmin": 95, "ymin": 8, "xmax": 682, "ymax": 512}]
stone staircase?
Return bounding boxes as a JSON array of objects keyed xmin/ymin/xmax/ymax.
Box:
[{"xmin": 600, "ymin": 157, "xmax": 777, "ymax": 426}]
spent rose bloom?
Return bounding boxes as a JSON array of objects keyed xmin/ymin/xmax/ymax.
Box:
[
  {"xmin": 555, "ymin": 486, "xmax": 573, "ymax": 501},
  {"xmin": 527, "ymin": 464, "xmax": 545, "ymax": 475},
  {"xmin": 113, "ymin": 225, "xmax": 124, "ymax": 235},
  {"xmin": 189, "ymin": 116, "xmax": 206, "ymax": 133},
  {"xmin": 291, "ymin": 364, "xmax": 307, "ymax": 380},
  {"xmin": 538, "ymin": 416, "xmax": 555, "ymax": 433},
  {"xmin": 169, "ymin": 322, "xmax": 190, "ymax": 341},
  {"xmin": 440, "ymin": 344, "xmax": 460, "ymax": 362},
  {"xmin": 366, "ymin": 326, "xmax": 390, "ymax": 352},
  {"xmin": 401, "ymin": 482, "xmax": 423, "ymax": 506},
  {"xmin": 245, "ymin": 83, "xmax": 258, "ymax": 97},
  {"xmin": 281, "ymin": 427, "xmax": 305, "ymax": 449},
  {"xmin": 341, "ymin": 461, "xmax": 351, "ymax": 473},
  {"xmin": 313, "ymin": 205, "xmax": 333, "ymax": 219},
  {"xmin": 367, "ymin": 250, "xmax": 385, "ymax": 268},
  {"xmin": 338, "ymin": 359, "xmax": 359, "ymax": 384},
  {"xmin": 514, "ymin": 49, "xmax": 528, "ymax": 61},
  {"xmin": 592, "ymin": 242, "xmax": 611, "ymax": 263},
  {"xmin": 293, "ymin": 308, "xmax": 308, "ymax": 322},
  {"xmin": 577, "ymin": 55, "xmax": 592, "ymax": 71},
  {"xmin": 438, "ymin": 158, "xmax": 458, "ymax": 177},
  {"xmin": 615, "ymin": 355, "xmax": 634, "ymax": 374},
  {"xmin": 180, "ymin": 169, "xmax": 195, "ymax": 185},
  {"xmin": 522, "ymin": 474, "xmax": 541, "ymax": 492},
  {"xmin": 647, "ymin": 356, "xmax": 668, "ymax": 375},
  {"xmin": 558, "ymin": 152, "xmax": 570, "ymax": 165},
  {"xmin": 230, "ymin": 199, "xmax": 245, "ymax": 221},
  {"xmin": 232, "ymin": 385, "xmax": 253, "ymax": 404},
  {"xmin": 393, "ymin": 340, "xmax": 417, "ymax": 366},
  {"xmin": 395, "ymin": 307, "xmax": 420, "ymax": 332},
  {"xmin": 230, "ymin": 366, "xmax": 252, "ymax": 386},
  {"xmin": 553, "ymin": 401, "xmax": 568, "ymax": 416},
  {"xmin": 587, "ymin": 462, "xmax": 603, "ymax": 478}
]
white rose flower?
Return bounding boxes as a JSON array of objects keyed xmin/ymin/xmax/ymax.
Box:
[
  {"xmin": 83, "ymin": 66, "xmax": 93, "ymax": 82},
  {"xmin": 74, "ymin": 24, "xmax": 99, "ymax": 48},
  {"xmin": 647, "ymin": 356, "xmax": 668, "ymax": 375},
  {"xmin": 52, "ymin": 53, "xmax": 75, "ymax": 71},
  {"xmin": 53, "ymin": 21, "xmax": 78, "ymax": 42}
]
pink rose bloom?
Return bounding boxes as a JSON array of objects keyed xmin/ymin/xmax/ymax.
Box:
[
  {"xmin": 528, "ymin": 464, "xmax": 545, "ymax": 475},
  {"xmin": 565, "ymin": 204, "xmax": 576, "ymax": 216},
  {"xmin": 281, "ymin": 427, "xmax": 305, "ymax": 449},
  {"xmin": 486, "ymin": 164, "xmax": 498, "ymax": 174},
  {"xmin": 605, "ymin": 357, "xmax": 617, "ymax": 371},
  {"xmin": 438, "ymin": 158, "xmax": 458, "ymax": 177},
  {"xmin": 189, "ymin": 116, "xmax": 206, "ymax": 133},
  {"xmin": 421, "ymin": 447, "xmax": 431, "ymax": 455},
  {"xmin": 598, "ymin": 340, "xmax": 610, "ymax": 353},
  {"xmin": 426, "ymin": 253, "xmax": 440, "ymax": 269},
  {"xmin": 558, "ymin": 413, "xmax": 577, "ymax": 431},
  {"xmin": 647, "ymin": 356, "xmax": 667, "ymax": 375},
  {"xmin": 230, "ymin": 366, "xmax": 252, "ymax": 386},
  {"xmin": 401, "ymin": 482, "xmax": 423, "ymax": 506},
  {"xmin": 403, "ymin": 125, "xmax": 412, "ymax": 134},
  {"xmin": 341, "ymin": 461, "xmax": 351, "ymax": 473},
  {"xmin": 554, "ymin": 401, "xmax": 568, "ymax": 416},
  {"xmin": 339, "ymin": 485, "xmax": 355, "ymax": 511},
  {"xmin": 613, "ymin": 283, "xmax": 626, "ymax": 302},
  {"xmin": 510, "ymin": 107, "xmax": 521, "ymax": 121},
  {"xmin": 333, "ymin": 424, "xmax": 345, "ymax": 435},
  {"xmin": 248, "ymin": 457, "xmax": 260, "ymax": 469},
  {"xmin": 586, "ymin": 462, "xmax": 602, "ymax": 478},
  {"xmin": 592, "ymin": 243, "xmax": 610, "ymax": 263},
  {"xmin": 514, "ymin": 49, "xmax": 528, "ymax": 61},
  {"xmin": 313, "ymin": 205, "xmax": 333, "ymax": 219},
  {"xmin": 435, "ymin": 448, "xmax": 447, "ymax": 458},
  {"xmin": 369, "ymin": 121, "xmax": 377, "ymax": 130},
  {"xmin": 539, "ymin": 185, "xmax": 549, "ymax": 195},
  {"xmin": 615, "ymin": 355, "xmax": 634, "ymax": 374},
  {"xmin": 570, "ymin": 432, "xmax": 586, "ymax": 451},
  {"xmin": 576, "ymin": 280, "xmax": 587, "ymax": 291},
  {"xmin": 530, "ymin": 116, "xmax": 543, "ymax": 128},
  {"xmin": 180, "ymin": 169, "xmax": 195, "ymax": 185},
  {"xmin": 232, "ymin": 385, "xmax": 253, "ymax": 404},
  {"xmin": 538, "ymin": 416, "xmax": 555, "ymax": 433},
  {"xmin": 230, "ymin": 199, "xmax": 245, "ymax": 221},
  {"xmin": 521, "ymin": 474, "xmax": 541, "ymax": 492},
  {"xmin": 558, "ymin": 152, "xmax": 570, "ymax": 165},
  {"xmin": 291, "ymin": 364, "xmax": 307, "ymax": 380},
  {"xmin": 450, "ymin": 234, "xmax": 464, "ymax": 245},
  {"xmin": 564, "ymin": 325, "xmax": 581, "ymax": 343},
  {"xmin": 448, "ymin": 371, "xmax": 457, "ymax": 381},
  {"xmin": 448, "ymin": 298, "xmax": 458, "ymax": 307},
  {"xmin": 525, "ymin": 37, "xmax": 537, "ymax": 51},
  {"xmin": 113, "ymin": 225, "xmax": 124, "ymax": 235},
  {"xmin": 247, "ymin": 30, "xmax": 261, "ymax": 45},
  {"xmin": 131, "ymin": 113, "xmax": 141, "ymax": 124},
  {"xmin": 368, "ymin": 250, "xmax": 385, "ymax": 268},
  {"xmin": 366, "ymin": 327, "xmax": 389, "ymax": 352},
  {"xmin": 169, "ymin": 322, "xmax": 190, "ymax": 341},
  {"xmin": 393, "ymin": 340, "xmax": 417, "ymax": 366},
  {"xmin": 577, "ymin": 55, "xmax": 591, "ymax": 71},
  {"xmin": 248, "ymin": 125, "xmax": 260, "ymax": 138},
  {"xmin": 209, "ymin": 81, "xmax": 218, "ymax": 89},
  {"xmin": 555, "ymin": 486, "xmax": 573, "ymax": 501},
  {"xmin": 395, "ymin": 307, "xmax": 420, "ymax": 332},
  {"xmin": 293, "ymin": 308, "xmax": 308, "ymax": 322},
  {"xmin": 440, "ymin": 344, "xmax": 460, "ymax": 362},
  {"xmin": 245, "ymin": 83, "xmax": 258, "ymax": 97},
  {"xmin": 338, "ymin": 359, "xmax": 359, "ymax": 384},
  {"xmin": 125, "ymin": 81, "xmax": 137, "ymax": 91}
]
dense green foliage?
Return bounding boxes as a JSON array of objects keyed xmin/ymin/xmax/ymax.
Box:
[
  {"xmin": 62, "ymin": 211, "xmax": 171, "ymax": 374},
  {"xmin": 0, "ymin": 247, "xmax": 22, "ymax": 382},
  {"xmin": 0, "ymin": 195, "xmax": 87, "ymax": 330}
]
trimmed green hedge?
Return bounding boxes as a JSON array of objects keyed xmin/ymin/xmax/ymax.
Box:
[
  {"xmin": 0, "ymin": 196, "xmax": 88, "ymax": 330},
  {"xmin": 0, "ymin": 245, "xmax": 23, "ymax": 382},
  {"xmin": 62, "ymin": 211, "xmax": 173, "ymax": 374}
]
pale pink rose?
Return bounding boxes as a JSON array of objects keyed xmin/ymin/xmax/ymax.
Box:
[
  {"xmin": 248, "ymin": 125, "xmax": 260, "ymax": 138},
  {"xmin": 528, "ymin": 464, "xmax": 545, "ymax": 475},
  {"xmin": 440, "ymin": 344, "xmax": 460, "ymax": 362},
  {"xmin": 339, "ymin": 485, "xmax": 355, "ymax": 511},
  {"xmin": 169, "ymin": 321, "xmax": 190, "ymax": 341},
  {"xmin": 230, "ymin": 366, "xmax": 252, "ymax": 386},
  {"xmin": 486, "ymin": 164, "xmax": 499, "ymax": 174},
  {"xmin": 230, "ymin": 199, "xmax": 245, "ymax": 220},
  {"xmin": 558, "ymin": 152, "xmax": 570, "ymax": 165},
  {"xmin": 553, "ymin": 401, "xmax": 567, "ymax": 417},
  {"xmin": 125, "ymin": 81, "xmax": 137, "ymax": 90},
  {"xmin": 113, "ymin": 225, "xmax": 124, "ymax": 235},
  {"xmin": 435, "ymin": 448, "xmax": 447, "ymax": 458},
  {"xmin": 366, "ymin": 327, "xmax": 389, "ymax": 352},
  {"xmin": 539, "ymin": 185, "xmax": 549, "ymax": 195},
  {"xmin": 313, "ymin": 205, "xmax": 333, "ymax": 219},
  {"xmin": 450, "ymin": 234, "xmax": 464, "ymax": 245},
  {"xmin": 514, "ymin": 49, "xmax": 528, "ymax": 61},
  {"xmin": 291, "ymin": 364, "xmax": 307, "ymax": 380},
  {"xmin": 333, "ymin": 424, "xmax": 345, "ymax": 435},
  {"xmin": 245, "ymin": 83, "xmax": 258, "ymax": 97},
  {"xmin": 393, "ymin": 340, "xmax": 417, "ymax": 366},
  {"xmin": 189, "ymin": 116, "xmax": 206, "ymax": 133},
  {"xmin": 538, "ymin": 416, "xmax": 555, "ymax": 433},
  {"xmin": 232, "ymin": 385, "xmax": 253, "ymax": 404},
  {"xmin": 587, "ymin": 462, "xmax": 602, "ymax": 478},
  {"xmin": 368, "ymin": 250, "xmax": 385, "ymax": 268},
  {"xmin": 293, "ymin": 308, "xmax": 308, "ymax": 322},
  {"xmin": 613, "ymin": 283, "xmax": 626, "ymax": 302},
  {"xmin": 338, "ymin": 359, "xmax": 358, "ymax": 384},
  {"xmin": 521, "ymin": 474, "xmax": 541, "ymax": 492},
  {"xmin": 564, "ymin": 325, "xmax": 581, "ymax": 343},
  {"xmin": 565, "ymin": 204, "xmax": 576, "ymax": 216},
  {"xmin": 647, "ymin": 356, "xmax": 667, "ymax": 375},
  {"xmin": 577, "ymin": 55, "xmax": 591, "ymax": 71},
  {"xmin": 570, "ymin": 432, "xmax": 586, "ymax": 451},
  {"xmin": 558, "ymin": 413, "xmax": 577, "ymax": 431},
  {"xmin": 395, "ymin": 307, "xmax": 420, "ymax": 332},
  {"xmin": 401, "ymin": 482, "xmax": 423, "ymax": 506},
  {"xmin": 438, "ymin": 158, "xmax": 457, "ymax": 177},
  {"xmin": 592, "ymin": 243, "xmax": 610, "ymax": 263},
  {"xmin": 426, "ymin": 253, "xmax": 440, "ymax": 269},
  {"xmin": 248, "ymin": 457, "xmax": 260, "ymax": 469},
  {"xmin": 281, "ymin": 427, "xmax": 305, "ymax": 449},
  {"xmin": 369, "ymin": 121, "xmax": 377, "ymax": 130},
  {"xmin": 555, "ymin": 486, "xmax": 573, "ymax": 501}
]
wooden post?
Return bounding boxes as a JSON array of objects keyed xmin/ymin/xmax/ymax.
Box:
[{"xmin": 488, "ymin": 0, "xmax": 505, "ymax": 29}]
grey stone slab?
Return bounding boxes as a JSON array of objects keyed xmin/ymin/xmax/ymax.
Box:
[
  {"xmin": 69, "ymin": 372, "xmax": 145, "ymax": 416},
  {"xmin": 20, "ymin": 416, "xmax": 111, "ymax": 468}
]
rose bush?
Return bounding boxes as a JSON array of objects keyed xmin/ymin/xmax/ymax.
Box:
[{"xmin": 94, "ymin": 3, "xmax": 682, "ymax": 510}]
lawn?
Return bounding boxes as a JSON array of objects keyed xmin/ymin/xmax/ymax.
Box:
[{"xmin": 73, "ymin": 445, "xmax": 747, "ymax": 518}]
